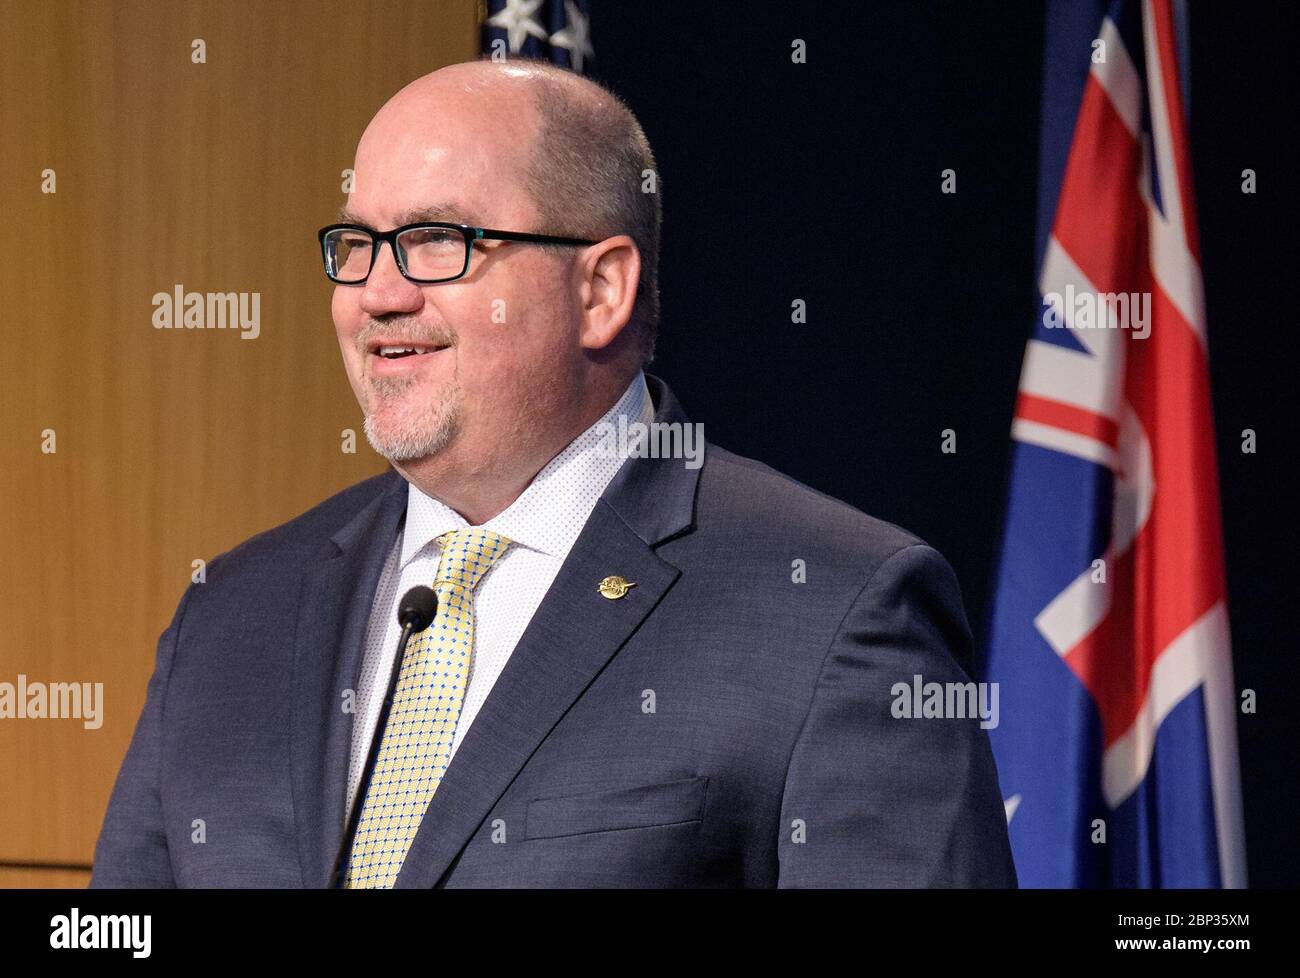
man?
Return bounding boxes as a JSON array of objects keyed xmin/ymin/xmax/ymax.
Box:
[{"xmin": 91, "ymin": 59, "xmax": 1016, "ymax": 888}]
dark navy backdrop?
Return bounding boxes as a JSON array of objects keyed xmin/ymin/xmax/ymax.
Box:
[{"xmin": 591, "ymin": 0, "xmax": 1298, "ymax": 887}]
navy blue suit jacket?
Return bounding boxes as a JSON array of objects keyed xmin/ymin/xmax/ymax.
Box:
[{"xmin": 90, "ymin": 374, "xmax": 1017, "ymax": 888}]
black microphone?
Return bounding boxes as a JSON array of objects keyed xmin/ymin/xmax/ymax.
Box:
[
  {"xmin": 380, "ymin": 584, "xmax": 438, "ymax": 743},
  {"xmin": 332, "ymin": 585, "xmax": 438, "ymax": 887},
  {"xmin": 398, "ymin": 585, "xmax": 438, "ymax": 632}
]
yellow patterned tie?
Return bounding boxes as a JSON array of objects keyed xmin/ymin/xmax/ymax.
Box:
[{"xmin": 343, "ymin": 526, "xmax": 512, "ymax": 889}]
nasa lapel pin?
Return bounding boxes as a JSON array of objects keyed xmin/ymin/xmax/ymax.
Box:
[{"xmin": 598, "ymin": 575, "xmax": 636, "ymax": 600}]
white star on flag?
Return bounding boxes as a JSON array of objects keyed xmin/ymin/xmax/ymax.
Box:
[
  {"xmin": 549, "ymin": 0, "xmax": 595, "ymax": 73},
  {"xmin": 485, "ymin": 0, "xmax": 548, "ymax": 53}
]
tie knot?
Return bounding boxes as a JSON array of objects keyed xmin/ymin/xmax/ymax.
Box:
[{"xmin": 433, "ymin": 526, "xmax": 511, "ymax": 594}]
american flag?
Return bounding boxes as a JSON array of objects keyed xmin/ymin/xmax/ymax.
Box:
[
  {"xmin": 984, "ymin": 0, "xmax": 1246, "ymax": 887},
  {"xmin": 481, "ymin": 0, "xmax": 594, "ymax": 74}
]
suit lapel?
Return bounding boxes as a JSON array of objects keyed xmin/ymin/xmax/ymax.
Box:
[
  {"xmin": 290, "ymin": 468, "xmax": 408, "ymax": 888},
  {"xmin": 395, "ymin": 374, "xmax": 701, "ymax": 888}
]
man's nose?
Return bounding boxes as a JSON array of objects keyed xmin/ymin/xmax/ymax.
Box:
[{"xmin": 358, "ymin": 240, "xmax": 422, "ymax": 316}]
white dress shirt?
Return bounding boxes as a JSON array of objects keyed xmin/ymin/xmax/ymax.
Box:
[{"xmin": 344, "ymin": 370, "xmax": 656, "ymax": 825}]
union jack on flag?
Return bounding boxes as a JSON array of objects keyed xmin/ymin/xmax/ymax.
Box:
[{"xmin": 984, "ymin": 0, "xmax": 1246, "ymax": 887}]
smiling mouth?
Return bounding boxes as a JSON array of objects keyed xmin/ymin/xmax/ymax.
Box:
[{"xmin": 369, "ymin": 343, "xmax": 449, "ymax": 360}]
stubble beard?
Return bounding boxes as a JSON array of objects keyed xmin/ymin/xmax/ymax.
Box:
[{"xmin": 362, "ymin": 373, "xmax": 463, "ymax": 462}]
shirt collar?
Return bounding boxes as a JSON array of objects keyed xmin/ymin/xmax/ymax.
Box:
[{"xmin": 399, "ymin": 369, "xmax": 654, "ymax": 567}]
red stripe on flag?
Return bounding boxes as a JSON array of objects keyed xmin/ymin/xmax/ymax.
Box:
[
  {"xmin": 1062, "ymin": 272, "xmax": 1226, "ymax": 748},
  {"xmin": 1052, "ymin": 73, "xmax": 1144, "ymax": 296},
  {"xmin": 1014, "ymin": 393, "xmax": 1120, "ymax": 448}
]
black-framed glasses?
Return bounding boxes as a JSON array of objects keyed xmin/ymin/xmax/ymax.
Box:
[{"xmin": 318, "ymin": 222, "xmax": 597, "ymax": 285}]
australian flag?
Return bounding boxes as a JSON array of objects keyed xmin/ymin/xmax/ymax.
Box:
[
  {"xmin": 481, "ymin": 0, "xmax": 595, "ymax": 74},
  {"xmin": 984, "ymin": 0, "xmax": 1246, "ymax": 887}
]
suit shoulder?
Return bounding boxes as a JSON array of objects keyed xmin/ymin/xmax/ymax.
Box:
[
  {"xmin": 699, "ymin": 444, "xmax": 938, "ymax": 576},
  {"xmin": 206, "ymin": 468, "xmax": 400, "ymax": 573}
]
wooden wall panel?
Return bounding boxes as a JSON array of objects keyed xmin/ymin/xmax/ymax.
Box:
[
  {"xmin": 0, "ymin": 866, "xmax": 92, "ymax": 889},
  {"xmin": 0, "ymin": 0, "xmax": 479, "ymax": 880}
]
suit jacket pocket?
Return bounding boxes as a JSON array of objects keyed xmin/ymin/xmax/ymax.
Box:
[{"xmin": 524, "ymin": 775, "xmax": 710, "ymax": 840}]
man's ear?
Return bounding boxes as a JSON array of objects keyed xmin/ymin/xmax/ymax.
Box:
[{"xmin": 576, "ymin": 234, "xmax": 641, "ymax": 350}]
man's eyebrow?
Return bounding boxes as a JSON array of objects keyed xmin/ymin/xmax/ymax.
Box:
[{"xmin": 335, "ymin": 203, "xmax": 480, "ymax": 228}]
